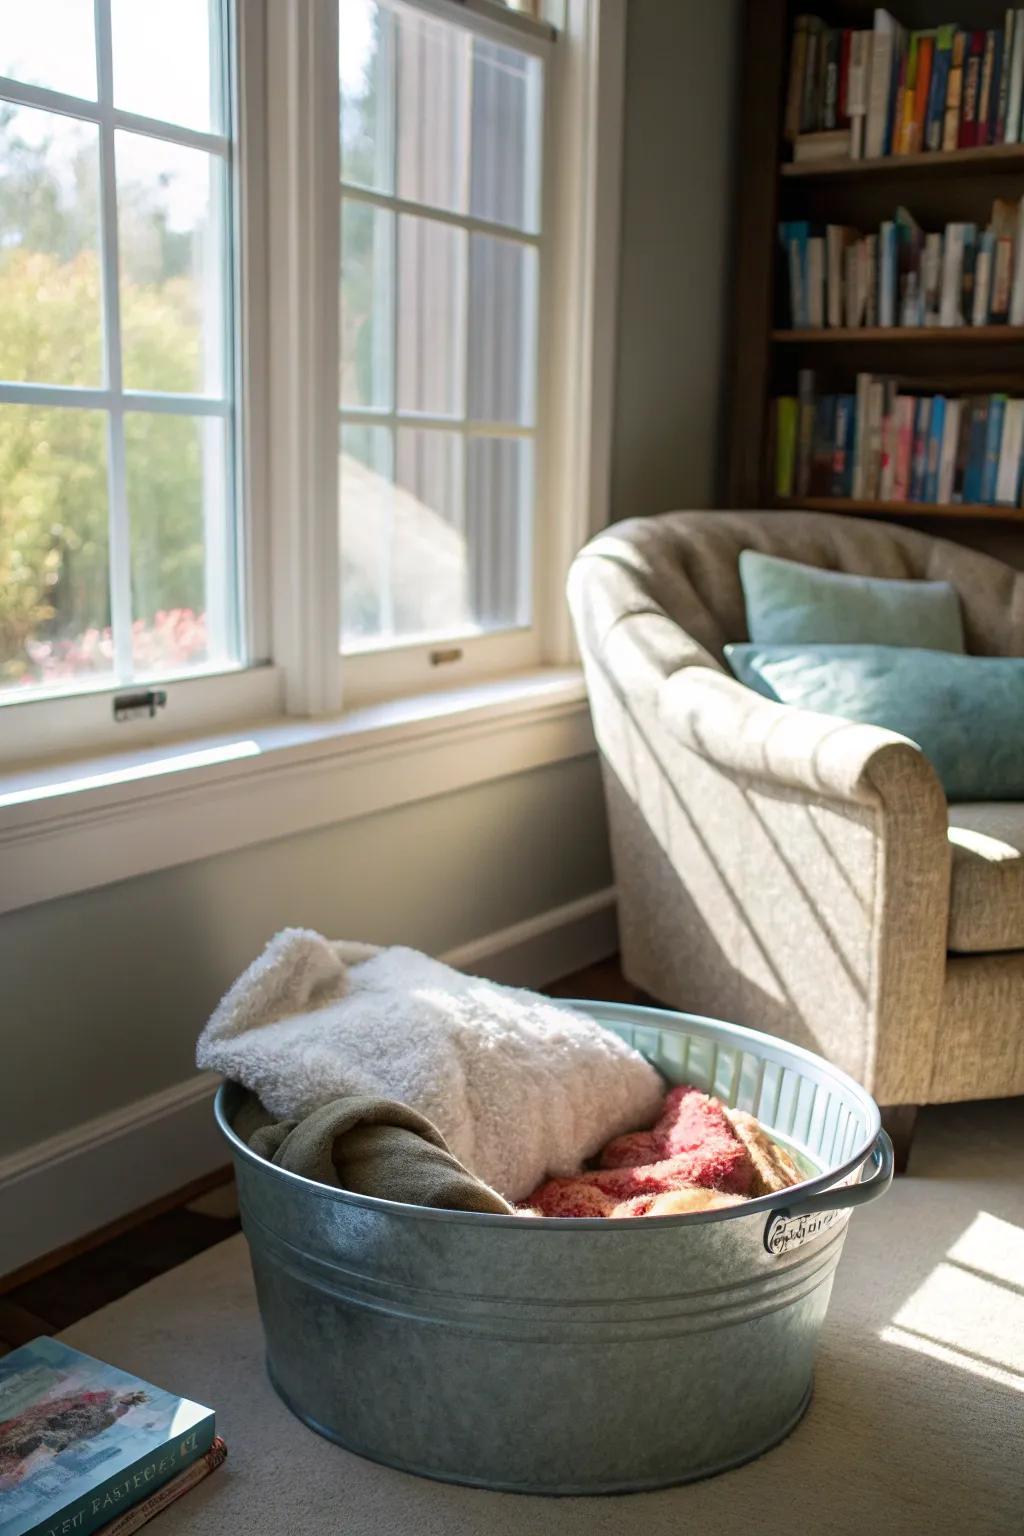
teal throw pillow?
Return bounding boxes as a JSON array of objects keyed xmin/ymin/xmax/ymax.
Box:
[
  {"xmin": 724, "ymin": 643, "xmax": 1024, "ymax": 801},
  {"xmin": 738, "ymin": 550, "xmax": 965, "ymax": 652}
]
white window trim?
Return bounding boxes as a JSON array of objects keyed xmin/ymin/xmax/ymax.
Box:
[{"xmin": 0, "ymin": 0, "xmax": 626, "ymax": 913}]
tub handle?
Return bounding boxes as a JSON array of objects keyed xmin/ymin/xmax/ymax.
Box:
[{"xmin": 763, "ymin": 1130, "xmax": 894, "ymax": 1255}]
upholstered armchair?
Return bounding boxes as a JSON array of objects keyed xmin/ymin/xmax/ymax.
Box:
[{"xmin": 569, "ymin": 510, "xmax": 1024, "ymax": 1167}]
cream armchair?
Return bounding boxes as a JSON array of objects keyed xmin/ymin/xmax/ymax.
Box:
[{"xmin": 569, "ymin": 510, "xmax": 1024, "ymax": 1167}]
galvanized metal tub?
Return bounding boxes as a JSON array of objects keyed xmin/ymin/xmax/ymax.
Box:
[{"xmin": 215, "ymin": 999, "xmax": 892, "ymax": 1494}]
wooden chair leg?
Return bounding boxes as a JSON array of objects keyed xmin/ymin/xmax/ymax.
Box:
[{"xmin": 879, "ymin": 1104, "xmax": 919, "ymax": 1175}]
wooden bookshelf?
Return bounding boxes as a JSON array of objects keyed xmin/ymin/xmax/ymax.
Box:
[
  {"xmin": 772, "ymin": 326, "xmax": 1024, "ymax": 342},
  {"xmin": 782, "ymin": 142, "xmax": 1024, "ymax": 178},
  {"xmin": 777, "ymin": 495, "xmax": 1024, "ymax": 520},
  {"xmin": 726, "ymin": 0, "xmax": 1024, "ymax": 527}
]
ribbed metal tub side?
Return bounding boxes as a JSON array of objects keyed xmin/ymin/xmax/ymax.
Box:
[{"xmin": 216, "ymin": 1000, "xmax": 889, "ymax": 1493}]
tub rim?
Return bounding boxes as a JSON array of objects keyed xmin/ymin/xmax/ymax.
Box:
[{"xmin": 214, "ymin": 997, "xmax": 881, "ymax": 1231}]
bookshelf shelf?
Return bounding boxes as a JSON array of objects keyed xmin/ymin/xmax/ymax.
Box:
[
  {"xmin": 781, "ymin": 142, "xmax": 1024, "ymax": 179},
  {"xmin": 777, "ymin": 496, "xmax": 1024, "ymax": 520},
  {"xmin": 772, "ymin": 326, "xmax": 1024, "ymax": 342}
]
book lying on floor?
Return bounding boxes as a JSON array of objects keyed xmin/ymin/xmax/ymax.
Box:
[
  {"xmin": 0, "ymin": 1339, "xmax": 216, "ymax": 1536},
  {"xmin": 96, "ymin": 1438, "xmax": 226, "ymax": 1536}
]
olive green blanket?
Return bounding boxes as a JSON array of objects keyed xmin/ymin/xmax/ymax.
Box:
[{"xmin": 233, "ymin": 1092, "xmax": 512, "ymax": 1214}]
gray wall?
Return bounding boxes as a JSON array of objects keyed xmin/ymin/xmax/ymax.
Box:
[
  {"xmin": 0, "ymin": 756, "xmax": 611, "ymax": 1159},
  {"xmin": 610, "ymin": 0, "xmax": 741, "ymax": 520}
]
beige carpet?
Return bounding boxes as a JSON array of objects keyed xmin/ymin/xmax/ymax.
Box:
[{"xmin": 62, "ymin": 1099, "xmax": 1024, "ymax": 1535}]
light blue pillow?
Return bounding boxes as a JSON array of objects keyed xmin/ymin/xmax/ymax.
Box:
[
  {"xmin": 738, "ymin": 550, "xmax": 965, "ymax": 653},
  {"xmin": 724, "ymin": 643, "xmax": 1024, "ymax": 801}
]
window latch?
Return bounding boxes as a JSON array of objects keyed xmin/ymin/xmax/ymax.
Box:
[{"xmin": 113, "ymin": 688, "xmax": 168, "ymax": 722}]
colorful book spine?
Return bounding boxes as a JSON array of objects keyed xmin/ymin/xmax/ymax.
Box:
[
  {"xmin": 963, "ymin": 399, "xmax": 990, "ymax": 501},
  {"xmin": 996, "ymin": 9, "xmax": 1014, "ymax": 141},
  {"xmin": 796, "ymin": 369, "xmax": 816, "ymax": 495},
  {"xmin": 1006, "ymin": 8, "xmax": 1024, "ymax": 143},
  {"xmin": 937, "ymin": 398, "xmax": 963, "ymax": 504},
  {"xmin": 832, "ymin": 394, "xmax": 856, "ymax": 495},
  {"xmin": 943, "ymin": 31, "xmax": 968, "ymax": 149},
  {"xmin": 910, "ymin": 397, "xmax": 932, "ymax": 500},
  {"xmin": 960, "ymin": 30, "xmax": 986, "ymax": 146},
  {"xmin": 925, "ymin": 26, "xmax": 954, "ymax": 150},
  {"xmin": 996, "ymin": 397, "xmax": 1024, "ymax": 503},
  {"xmin": 977, "ymin": 29, "xmax": 997, "ymax": 145},
  {"xmin": 775, "ymin": 397, "xmax": 799, "ymax": 496},
  {"xmin": 924, "ymin": 395, "xmax": 946, "ymax": 501},
  {"xmin": 982, "ymin": 394, "xmax": 1007, "ymax": 501},
  {"xmin": 98, "ymin": 1440, "xmax": 228, "ymax": 1536},
  {"xmin": 893, "ymin": 395, "xmax": 915, "ymax": 500}
]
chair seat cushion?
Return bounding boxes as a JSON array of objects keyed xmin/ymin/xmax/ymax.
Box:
[{"xmin": 948, "ymin": 804, "xmax": 1024, "ymax": 953}]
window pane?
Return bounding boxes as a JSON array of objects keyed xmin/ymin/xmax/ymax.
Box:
[
  {"xmin": 395, "ymin": 4, "xmax": 469, "ymax": 214},
  {"xmin": 0, "ymin": 0, "xmax": 97, "ymax": 100},
  {"xmin": 340, "ymin": 0, "xmax": 393, "ymax": 194},
  {"xmin": 111, "ymin": 0, "xmax": 221, "ymax": 134},
  {"xmin": 0, "ymin": 107, "xmax": 102, "ymax": 387},
  {"xmin": 396, "ymin": 214, "xmax": 464, "ymax": 417},
  {"xmin": 340, "ymin": 425, "xmax": 471, "ymax": 647},
  {"xmin": 125, "ymin": 412, "xmax": 233, "ymax": 675},
  {"xmin": 0, "ymin": 406, "xmax": 111, "ymax": 695},
  {"xmin": 468, "ymin": 234, "xmax": 537, "ymax": 427},
  {"xmin": 466, "ymin": 436, "xmax": 531, "ymax": 629},
  {"xmin": 470, "ymin": 39, "xmax": 542, "ymax": 234},
  {"xmin": 117, "ymin": 132, "xmax": 225, "ymax": 395},
  {"xmin": 341, "ymin": 199, "xmax": 393, "ymax": 410}
]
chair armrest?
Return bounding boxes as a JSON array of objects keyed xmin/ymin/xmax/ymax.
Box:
[{"xmin": 659, "ymin": 666, "xmax": 945, "ymax": 811}]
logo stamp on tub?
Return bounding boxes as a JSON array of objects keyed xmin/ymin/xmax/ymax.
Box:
[{"xmin": 763, "ymin": 1206, "xmax": 844, "ymax": 1255}]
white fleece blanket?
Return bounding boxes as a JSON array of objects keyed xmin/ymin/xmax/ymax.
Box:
[{"xmin": 196, "ymin": 930, "xmax": 664, "ymax": 1201}]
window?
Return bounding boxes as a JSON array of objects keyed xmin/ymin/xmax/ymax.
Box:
[
  {"xmin": 338, "ymin": 0, "xmax": 546, "ymax": 689},
  {"xmin": 0, "ymin": 0, "xmax": 618, "ymax": 771},
  {"xmin": 0, "ymin": 0, "xmax": 238, "ymax": 705}
]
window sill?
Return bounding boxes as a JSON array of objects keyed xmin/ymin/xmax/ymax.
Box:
[{"xmin": 0, "ymin": 668, "xmax": 593, "ymax": 915}]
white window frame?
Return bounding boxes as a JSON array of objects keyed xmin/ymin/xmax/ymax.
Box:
[
  {"xmin": 336, "ymin": 0, "xmax": 551, "ymax": 707},
  {"xmin": 0, "ymin": 0, "xmax": 281, "ymax": 765},
  {"xmin": 0, "ymin": 0, "xmax": 625, "ymax": 899}
]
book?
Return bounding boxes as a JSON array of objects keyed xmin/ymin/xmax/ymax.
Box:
[
  {"xmin": 852, "ymin": 371, "xmax": 872, "ymax": 497},
  {"xmin": 989, "ymin": 24, "xmax": 1006, "ymax": 141},
  {"xmin": 963, "ymin": 398, "xmax": 990, "ymax": 501},
  {"xmin": 802, "ymin": 18, "xmax": 824, "ymax": 133},
  {"xmin": 775, "ymin": 397, "xmax": 798, "ymax": 496},
  {"xmin": 992, "ymin": 234, "xmax": 1014, "ymax": 321},
  {"xmin": 937, "ymin": 398, "xmax": 963, "ymax": 503},
  {"xmin": 977, "ymin": 30, "xmax": 997, "ymax": 146},
  {"xmin": 1010, "ymin": 197, "xmax": 1024, "ymax": 322},
  {"xmin": 922, "ymin": 232, "xmax": 943, "ymax": 323},
  {"xmin": 847, "ymin": 31, "xmax": 873, "ymax": 157},
  {"xmin": 910, "ymin": 396, "xmax": 932, "ymax": 500},
  {"xmin": 996, "ymin": 397, "xmax": 1024, "ymax": 502},
  {"xmin": 943, "ymin": 30, "xmax": 968, "ymax": 150},
  {"xmin": 996, "ymin": 9, "xmax": 1014, "ymax": 141},
  {"xmin": 910, "ymin": 32, "xmax": 935, "ymax": 153},
  {"xmin": 793, "ymin": 128, "xmax": 852, "ymax": 162},
  {"xmin": 1007, "ymin": 9, "xmax": 1024, "ymax": 143},
  {"xmin": 865, "ymin": 233, "xmax": 878, "ymax": 324},
  {"xmin": 96, "ymin": 1439, "xmax": 227, "ymax": 1536},
  {"xmin": 826, "ymin": 225, "xmax": 857, "ymax": 326},
  {"xmin": 0, "ymin": 1338, "xmax": 215, "ymax": 1536},
  {"xmin": 925, "ymin": 25, "xmax": 955, "ymax": 151},
  {"xmin": 924, "ymin": 395, "xmax": 946, "ymax": 502},
  {"xmin": 893, "ymin": 395, "xmax": 915, "ymax": 500},
  {"xmin": 785, "ymin": 15, "xmax": 811, "ymax": 142},
  {"xmin": 832, "ymin": 394, "xmax": 856, "ymax": 495},
  {"xmin": 972, "ymin": 230, "xmax": 995, "ymax": 325},
  {"xmin": 940, "ymin": 224, "xmax": 967, "ymax": 326},
  {"xmin": 879, "ymin": 220, "xmax": 897, "ymax": 325},
  {"xmin": 960, "ymin": 30, "xmax": 986, "ymax": 146},
  {"xmin": 796, "ymin": 369, "xmax": 816, "ymax": 494},
  {"xmin": 896, "ymin": 31, "xmax": 921, "ymax": 153},
  {"xmin": 823, "ymin": 27, "xmax": 841, "ymax": 129},
  {"xmin": 865, "ymin": 9, "xmax": 898, "ymax": 158},
  {"xmin": 878, "ymin": 379, "xmax": 898, "ymax": 499},
  {"xmin": 982, "ymin": 394, "xmax": 1007, "ymax": 501},
  {"xmin": 807, "ymin": 236, "xmax": 825, "ymax": 326},
  {"xmin": 779, "ymin": 220, "xmax": 810, "ymax": 327}
]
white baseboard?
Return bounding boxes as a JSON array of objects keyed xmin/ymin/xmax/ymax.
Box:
[{"xmin": 0, "ymin": 888, "xmax": 618, "ymax": 1278}]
